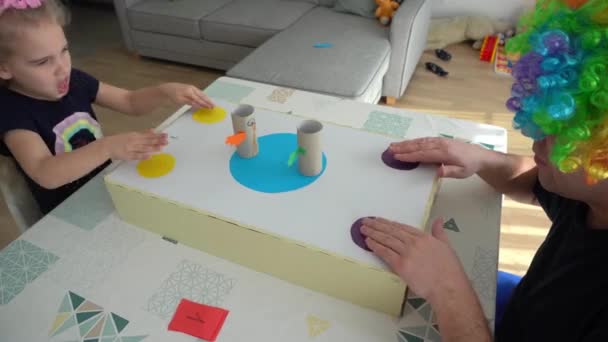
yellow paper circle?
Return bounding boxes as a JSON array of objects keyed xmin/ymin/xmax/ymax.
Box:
[
  {"xmin": 136, "ymin": 153, "xmax": 175, "ymax": 178},
  {"xmin": 192, "ymin": 106, "xmax": 227, "ymax": 124}
]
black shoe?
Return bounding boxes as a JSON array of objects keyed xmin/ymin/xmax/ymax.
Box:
[
  {"xmin": 435, "ymin": 49, "xmax": 452, "ymax": 61},
  {"xmin": 426, "ymin": 62, "xmax": 449, "ymax": 77}
]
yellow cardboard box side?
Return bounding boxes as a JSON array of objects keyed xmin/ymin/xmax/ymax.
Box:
[{"xmin": 105, "ymin": 179, "xmax": 407, "ymax": 316}]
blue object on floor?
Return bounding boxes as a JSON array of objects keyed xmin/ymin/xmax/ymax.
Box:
[
  {"xmin": 313, "ymin": 43, "xmax": 333, "ymax": 48},
  {"xmin": 495, "ymin": 270, "xmax": 522, "ymax": 330}
]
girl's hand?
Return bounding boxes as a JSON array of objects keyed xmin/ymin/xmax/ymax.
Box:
[
  {"xmin": 103, "ymin": 130, "xmax": 168, "ymax": 161},
  {"xmin": 161, "ymin": 83, "xmax": 215, "ymax": 109}
]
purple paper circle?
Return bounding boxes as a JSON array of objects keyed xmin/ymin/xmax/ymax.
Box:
[
  {"xmin": 381, "ymin": 148, "xmax": 419, "ymax": 170},
  {"xmin": 351, "ymin": 217, "xmax": 374, "ymax": 252}
]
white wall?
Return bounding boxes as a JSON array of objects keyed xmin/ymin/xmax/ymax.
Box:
[{"xmin": 430, "ymin": 0, "xmax": 534, "ymax": 22}]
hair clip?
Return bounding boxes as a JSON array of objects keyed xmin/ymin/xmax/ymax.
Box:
[{"xmin": 0, "ymin": 0, "xmax": 43, "ymax": 15}]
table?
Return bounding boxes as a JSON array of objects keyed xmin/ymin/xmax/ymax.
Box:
[{"xmin": 0, "ymin": 77, "xmax": 506, "ymax": 342}]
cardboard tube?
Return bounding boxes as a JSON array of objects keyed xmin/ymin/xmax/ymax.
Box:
[
  {"xmin": 231, "ymin": 104, "xmax": 258, "ymax": 158},
  {"xmin": 297, "ymin": 120, "xmax": 323, "ymax": 176}
]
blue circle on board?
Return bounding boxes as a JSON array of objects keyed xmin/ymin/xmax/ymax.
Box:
[{"xmin": 229, "ymin": 133, "xmax": 327, "ymax": 193}]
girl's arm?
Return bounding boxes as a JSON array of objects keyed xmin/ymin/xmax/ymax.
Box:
[
  {"xmin": 94, "ymin": 82, "xmax": 214, "ymax": 116},
  {"xmin": 4, "ymin": 129, "xmax": 167, "ymax": 189}
]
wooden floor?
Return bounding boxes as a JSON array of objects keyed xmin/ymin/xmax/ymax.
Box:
[{"xmin": 0, "ymin": 6, "xmax": 550, "ymax": 276}]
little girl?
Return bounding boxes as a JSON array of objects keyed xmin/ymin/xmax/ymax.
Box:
[{"xmin": 0, "ymin": 0, "xmax": 215, "ymax": 214}]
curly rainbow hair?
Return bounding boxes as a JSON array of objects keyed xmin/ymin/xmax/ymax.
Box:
[{"xmin": 506, "ymin": 0, "xmax": 608, "ymax": 184}]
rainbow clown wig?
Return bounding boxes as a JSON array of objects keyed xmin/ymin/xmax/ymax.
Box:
[{"xmin": 505, "ymin": 0, "xmax": 608, "ymax": 184}]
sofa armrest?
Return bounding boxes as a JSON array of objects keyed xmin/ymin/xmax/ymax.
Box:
[
  {"xmin": 113, "ymin": 0, "xmax": 145, "ymax": 51},
  {"xmin": 383, "ymin": 0, "xmax": 432, "ymax": 99}
]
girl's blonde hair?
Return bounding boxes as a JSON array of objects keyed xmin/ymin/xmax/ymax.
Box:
[{"xmin": 0, "ymin": 0, "xmax": 70, "ymax": 85}]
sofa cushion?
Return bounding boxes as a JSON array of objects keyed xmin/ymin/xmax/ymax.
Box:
[
  {"xmin": 128, "ymin": 0, "xmax": 231, "ymax": 39},
  {"xmin": 333, "ymin": 0, "xmax": 376, "ymax": 18},
  {"xmin": 227, "ymin": 7, "xmax": 390, "ymax": 98},
  {"xmin": 200, "ymin": 0, "xmax": 316, "ymax": 48},
  {"xmin": 282, "ymin": 0, "xmax": 318, "ymax": 4},
  {"xmin": 318, "ymin": 0, "xmax": 336, "ymax": 6}
]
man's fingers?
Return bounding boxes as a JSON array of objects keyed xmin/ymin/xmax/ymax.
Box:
[
  {"xmin": 438, "ymin": 165, "xmax": 468, "ymax": 178},
  {"xmin": 431, "ymin": 217, "xmax": 449, "ymax": 243},
  {"xmin": 366, "ymin": 238, "xmax": 402, "ymax": 270},
  {"xmin": 389, "ymin": 137, "xmax": 446, "ymax": 154},
  {"xmin": 361, "ymin": 226, "xmax": 408, "ymax": 255},
  {"xmin": 364, "ymin": 217, "xmax": 423, "ymax": 238},
  {"xmin": 393, "ymin": 149, "xmax": 450, "ymax": 164}
]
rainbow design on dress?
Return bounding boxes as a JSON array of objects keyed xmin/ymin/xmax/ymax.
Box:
[
  {"xmin": 52, "ymin": 112, "xmax": 102, "ymax": 154},
  {"xmin": 506, "ymin": 0, "xmax": 608, "ymax": 184}
]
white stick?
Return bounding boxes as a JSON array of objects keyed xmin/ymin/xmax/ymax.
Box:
[
  {"xmin": 231, "ymin": 104, "xmax": 259, "ymax": 158},
  {"xmin": 297, "ymin": 120, "xmax": 323, "ymax": 176}
]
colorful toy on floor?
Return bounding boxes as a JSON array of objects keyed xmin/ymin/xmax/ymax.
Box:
[
  {"xmin": 494, "ymin": 45, "xmax": 513, "ymax": 76},
  {"xmin": 479, "ymin": 35, "xmax": 499, "ymax": 62},
  {"xmin": 427, "ymin": 15, "xmax": 512, "ymax": 50},
  {"xmin": 498, "ymin": 29, "xmax": 515, "ymax": 45}
]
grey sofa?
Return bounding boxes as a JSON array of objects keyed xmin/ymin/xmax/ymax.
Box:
[{"xmin": 113, "ymin": 0, "xmax": 431, "ymax": 103}]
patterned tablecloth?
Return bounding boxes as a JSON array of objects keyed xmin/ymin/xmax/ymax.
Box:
[{"xmin": 0, "ymin": 77, "xmax": 506, "ymax": 342}]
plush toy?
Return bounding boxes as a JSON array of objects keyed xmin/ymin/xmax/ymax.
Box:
[
  {"xmin": 375, "ymin": 0, "xmax": 400, "ymax": 26},
  {"xmin": 426, "ymin": 16, "xmax": 513, "ymax": 50}
]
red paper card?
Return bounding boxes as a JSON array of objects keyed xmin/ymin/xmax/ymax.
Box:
[{"xmin": 168, "ymin": 299, "xmax": 229, "ymax": 341}]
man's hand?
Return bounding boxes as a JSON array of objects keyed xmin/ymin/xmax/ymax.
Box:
[
  {"xmin": 389, "ymin": 137, "xmax": 488, "ymax": 179},
  {"xmin": 362, "ymin": 217, "xmax": 492, "ymax": 342},
  {"xmin": 390, "ymin": 136, "xmax": 539, "ymax": 205},
  {"xmin": 361, "ymin": 217, "xmax": 467, "ymax": 301}
]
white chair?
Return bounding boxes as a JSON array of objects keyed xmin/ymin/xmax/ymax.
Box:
[{"xmin": 0, "ymin": 156, "xmax": 42, "ymax": 233}]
